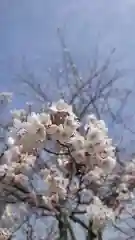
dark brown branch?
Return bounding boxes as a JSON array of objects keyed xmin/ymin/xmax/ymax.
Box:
[
  {"xmin": 44, "ymin": 147, "xmax": 69, "ymax": 156},
  {"xmin": 70, "ymin": 215, "xmax": 88, "ymax": 230}
]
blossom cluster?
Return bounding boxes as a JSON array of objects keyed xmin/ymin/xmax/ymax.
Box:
[{"xmin": 0, "ymin": 99, "xmax": 134, "ymax": 234}]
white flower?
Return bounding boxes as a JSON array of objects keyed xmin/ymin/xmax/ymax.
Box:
[
  {"xmin": 47, "ymin": 124, "xmax": 58, "ymax": 135},
  {"xmin": 0, "ymin": 228, "xmax": 11, "ymax": 240},
  {"xmin": 125, "ymin": 161, "xmax": 135, "ymax": 174},
  {"xmin": 42, "ymin": 196, "xmax": 53, "ymax": 209},
  {"xmin": 0, "ymin": 164, "xmax": 8, "ymax": 177},
  {"xmin": 19, "ymin": 128, "xmax": 46, "ymax": 152},
  {"xmin": 117, "ymin": 183, "xmax": 128, "ymax": 193},
  {"xmin": 64, "ymin": 115, "xmax": 80, "ymax": 129},
  {"xmin": 11, "ymin": 109, "xmax": 26, "ymax": 119},
  {"xmin": 85, "ymin": 115, "xmax": 99, "ymax": 131},
  {"xmin": 96, "ymin": 120, "xmax": 108, "ymax": 133},
  {"xmin": 27, "ymin": 112, "xmax": 41, "ymax": 126},
  {"xmin": 86, "ymin": 128, "xmax": 104, "ymax": 144},
  {"xmin": 117, "ymin": 192, "xmax": 131, "ymax": 201},
  {"xmin": 62, "ymin": 124, "xmax": 75, "ymax": 139},
  {"xmin": 24, "ymin": 122, "xmax": 37, "ymax": 135},
  {"xmin": 50, "ymin": 99, "xmax": 72, "ymax": 113},
  {"xmin": 48, "ymin": 124, "xmax": 73, "ymax": 143},
  {"xmin": 39, "ymin": 113, "xmax": 51, "ymax": 126},
  {"xmin": 69, "ymin": 134, "xmax": 85, "ymax": 150},
  {"xmin": 102, "ymin": 156, "xmax": 116, "ymax": 172},
  {"xmin": 0, "ymin": 92, "xmax": 12, "ymax": 103},
  {"xmin": 13, "ymin": 118, "xmax": 22, "ymax": 129},
  {"xmin": 9, "ymin": 113, "xmax": 47, "ymax": 152},
  {"xmin": 72, "ymin": 149, "xmax": 86, "ymax": 164},
  {"xmin": 45, "ymin": 174, "xmax": 67, "ymax": 199},
  {"xmin": 121, "ymin": 174, "xmax": 130, "ymax": 182},
  {"xmin": 4, "ymin": 146, "xmax": 21, "ymax": 163},
  {"xmin": 86, "ymin": 114, "xmax": 97, "ymax": 123},
  {"xmin": 84, "ymin": 167, "xmax": 104, "ymax": 183},
  {"xmin": 86, "ymin": 196, "xmax": 114, "ymax": 229},
  {"xmin": 3, "ymin": 99, "xmax": 120, "ymax": 226},
  {"xmin": 7, "ymin": 136, "xmax": 15, "ymax": 146}
]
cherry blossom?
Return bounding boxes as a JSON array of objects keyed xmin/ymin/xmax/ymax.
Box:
[{"xmin": 0, "ymin": 98, "xmax": 135, "ymax": 239}]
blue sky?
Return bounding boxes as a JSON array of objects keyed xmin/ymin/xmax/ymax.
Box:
[
  {"xmin": 1, "ymin": 0, "xmax": 135, "ymax": 86},
  {"xmin": 1, "ymin": 0, "xmax": 135, "ymax": 148}
]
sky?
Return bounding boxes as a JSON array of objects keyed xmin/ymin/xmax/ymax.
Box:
[
  {"xmin": 1, "ymin": 0, "xmax": 135, "ymax": 146},
  {"xmin": 0, "ymin": 1, "xmax": 135, "ymax": 239},
  {"xmin": 1, "ymin": 0, "xmax": 135, "ymax": 87}
]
